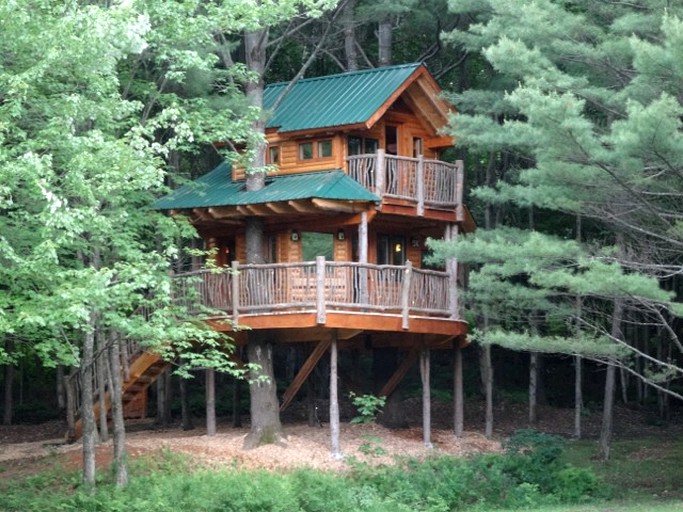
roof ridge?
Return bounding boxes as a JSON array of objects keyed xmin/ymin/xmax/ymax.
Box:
[{"xmin": 265, "ymin": 62, "xmax": 422, "ymax": 89}]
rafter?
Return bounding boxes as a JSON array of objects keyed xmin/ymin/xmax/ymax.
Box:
[{"xmin": 311, "ymin": 198, "xmax": 372, "ymax": 213}]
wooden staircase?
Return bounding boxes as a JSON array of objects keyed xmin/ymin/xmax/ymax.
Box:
[{"xmin": 67, "ymin": 350, "xmax": 171, "ymax": 441}]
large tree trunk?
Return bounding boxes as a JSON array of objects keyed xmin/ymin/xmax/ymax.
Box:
[
  {"xmin": 342, "ymin": 0, "xmax": 358, "ymax": 70},
  {"xmin": 244, "ymin": 332, "xmax": 284, "ymax": 448},
  {"xmin": 242, "ymin": 27, "xmax": 283, "ymax": 447},
  {"xmin": 453, "ymin": 344, "xmax": 464, "ymax": 437},
  {"xmin": 3, "ymin": 337, "xmax": 14, "ymax": 426},
  {"xmin": 598, "ymin": 299, "xmax": 623, "ymax": 461},
  {"xmin": 378, "ymin": 15, "xmax": 392, "ymax": 66},
  {"xmin": 107, "ymin": 332, "xmax": 128, "ymax": 487},
  {"xmin": 56, "ymin": 364, "xmax": 66, "ymax": 412},
  {"xmin": 420, "ymin": 347, "xmax": 432, "ymax": 448}
]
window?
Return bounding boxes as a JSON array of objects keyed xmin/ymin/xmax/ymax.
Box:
[
  {"xmin": 348, "ymin": 136, "xmax": 379, "ymax": 156},
  {"xmin": 302, "ymin": 232, "xmax": 334, "ymax": 261},
  {"xmin": 267, "ymin": 146, "xmax": 280, "ymax": 165},
  {"xmin": 318, "ymin": 140, "xmax": 332, "ymax": 158},
  {"xmin": 377, "ymin": 234, "xmax": 406, "ymax": 266},
  {"xmin": 299, "ymin": 142, "xmax": 314, "ymax": 160}
]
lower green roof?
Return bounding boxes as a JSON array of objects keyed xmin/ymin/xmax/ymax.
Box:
[{"xmin": 153, "ymin": 163, "xmax": 380, "ymax": 210}]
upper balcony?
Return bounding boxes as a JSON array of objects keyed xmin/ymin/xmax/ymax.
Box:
[
  {"xmin": 347, "ymin": 150, "xmax": 464, "ymax": 220},
  {"xmin": 173, "ymin": 257, "xmax": 466, "ymax": 341}
]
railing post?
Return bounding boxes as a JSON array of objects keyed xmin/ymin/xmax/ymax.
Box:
[
  {"xmin": 231, "ymin": 260, "xmax": 240, "ymax": 325},
  {"xmin": 445, "ymin": 226, "xmax": 459, "ymax": 319},
  {"xmin": 417, "ymin": 155, "xmax": 425, "ymax": 216},
  {"xmin": 401, "ymin": 260, "xmax": 413, "ymax": 329},
  {"xmin": 316, "ymin": 256, "xmax": 326, "ymax": 324},
  {"xmin": 376, "ymin": 149, "xmax": 385, "ymax": 197},
  {"xmin": 456, "ymin": 160, "xmax": 464, "ymax": 221}
]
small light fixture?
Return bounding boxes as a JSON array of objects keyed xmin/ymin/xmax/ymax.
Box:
[
  {"xmin": 394, "ymin": 242, "xmax": 403, "ymax": 253},
  {"xmin": 337, "ymin": 229, "xmax": 345, "ymax": 241},
  {"xmin": 290, "ymin": 230, "xmax": 300, "ymax": 242}
]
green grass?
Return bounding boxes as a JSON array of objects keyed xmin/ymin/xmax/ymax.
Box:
[
  {"xmin": 485, "ymin": 503, "xmax": 683, "ymax": 512},
  {"xmin": 561, "ymin": 437, "xmax": 683, "ymax": 501}
]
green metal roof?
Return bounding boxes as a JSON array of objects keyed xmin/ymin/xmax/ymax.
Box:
[
  {"xmin": 153, "ymin": 163, "xmax": 379, "ymax": 210},
  {"xmin": 264, "ymin": 63, "xmax": 422, "ymax": 133}
]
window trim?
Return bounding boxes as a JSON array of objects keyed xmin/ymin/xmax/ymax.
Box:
[{"xmin": 297, "ymin": 138, "xmax": 334, "ymax": 162}]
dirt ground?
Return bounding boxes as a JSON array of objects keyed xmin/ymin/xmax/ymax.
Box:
[{"xmin": 1, "ymin": 399, "xmax": 680, "ymax": 480}]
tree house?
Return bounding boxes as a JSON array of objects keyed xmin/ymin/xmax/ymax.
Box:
[{"xmin": 154, "ymin": 63, "xmax": 474, "ymax": 441}]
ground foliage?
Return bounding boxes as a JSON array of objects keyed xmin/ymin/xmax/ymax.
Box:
[{"xmin": 0, "ymin": 430, "xmax": 606, "ymax": 512}]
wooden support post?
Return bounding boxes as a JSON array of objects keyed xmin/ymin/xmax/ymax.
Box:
[
  {"xmin": 280, "ymin": 338, "xmax": 332, "ymax": 411},
  {"xmin": 231, "ymin": 260, "xmax": 240, "ymax": 325},
  {"xmin": 316, "ymin": 256, "xmax": 326, "ymax": 324},
  {"xmin": 329, "ymin": 330, "xmax": 342, "ymax": 459},
  {"xmin": 401, "ymin": 260, "xmax": 413, "ymax": 329},
  {"xmin": 446, "ymin": 224, "xmax": 459, "ymax": 318},
  {"xmin": 358, "ymin": 212, "xmax": 369, "ymax": 306},
  {"xmin": 454, "ymin": 343, "xmax": 464, "ymax": 437},
  {"xmin": 416, "ymin": 155, "xmax": 424, "ymax": 216},
  {"xmin": 420, "ymin": 345, "xmax": 432, "ymax": 449}
]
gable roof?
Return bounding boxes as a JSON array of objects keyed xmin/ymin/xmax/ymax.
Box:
[
  {"xmin": 153, "ymin": 162, "xmax": 379, "ymax": 211},
  {"xmin": 264, "ymin": 63, "xmax": 424, "ymax": 133}
]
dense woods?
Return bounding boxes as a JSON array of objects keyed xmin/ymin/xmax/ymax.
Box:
[{"xmin": 1, "ymin": 0, "xmax": 683, "ymax": 494}]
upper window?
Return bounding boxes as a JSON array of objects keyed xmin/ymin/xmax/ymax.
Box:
[
  {"xmin": 299, "ymin": 142, "xmax": 314, "ymax": 160},
  {"xmin": 348, "ymin": 136, "xmax": 379, "ymax": 156},
  {"xmin": 298, "ymin": 139, "xmax": 332, "ymax": 161},
  {"xmin": 267, "ymin": 146, "xmax": 280, "ymax": 165}
]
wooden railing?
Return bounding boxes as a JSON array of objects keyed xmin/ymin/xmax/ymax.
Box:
[
  {"xmin": 347, "ymin": 151, "xmax": 464, "ymax": 214},
  {"xmin": 174, "ymin": 258, "xmax": 459, "ymax": 328}
]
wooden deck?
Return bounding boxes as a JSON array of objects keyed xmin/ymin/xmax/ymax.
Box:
[
  {"xmin": 347, "ymin": 151, "xmax": 464, "ymax": 215},
  {"xmin": 173, "ymin": 258, "xmax": 466, "ymax": 337}
]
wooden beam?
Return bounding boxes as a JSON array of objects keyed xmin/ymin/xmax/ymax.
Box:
[
  {"xmin": 266, "ymin": 202, "xmax": 299, "ymax": 215},
  {"xmin": 208, "ymin": 206, "xmax": 240, "ymax": 219},
  {"xmin": 288, "ymin": 200, "xmax": 320, "ymax": 214},
  {"xmin": 311, "ymin": 198, "xmax": 371, "ymax": 213},
  {"xmin": 379, "ymin": 346, "xmax": 418, "ymax": 398},
  {"xmin": 244, "ymin": 204, "xmax": 274, "ymax": 216},
  {"xmin": 280, "ymin": 338, "xmax": 331, "ymax": 411}
]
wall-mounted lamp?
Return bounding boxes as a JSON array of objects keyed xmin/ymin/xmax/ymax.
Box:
[
  {"xmin": 290, "ymin": 230, "xmax": 300, "ymax": 242},
  {"xmin": 394, "ymin": 242, "xmax": 403, "ymax": 253},
  {"xmin": 337, "ymin": 229, "xmax": 345, "ymax": 241}
]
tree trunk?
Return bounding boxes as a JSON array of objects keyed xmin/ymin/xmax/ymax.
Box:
[
  {"xmin": 3, "ymin": 337, "xmax": 14, "ymax": 426},
  {"xmin": 156, "ymin": 374, "xmax": 167, "ymax": 426},
  {"xmin": 480, "ymin": 344, "xmax": 494, "ymax": 438},
  {"xmin": 107, "ymin": 332, "xmax": 128, "ymax": 487},
  {"xmin": 56, "ymin": 364, "xmax": 65, "ymax": 412},
  {"xmin": 342, "ymin": 0, "xmax": 358, "ymax": 70},
  {"xmin": 81, "ymin": 319, "xmax": 97, "ymax": 489},
  {"xmin": 206, "ymin": 368, "xmax": 216, "ymax": 436},
  {"xmin": 378, "ymin": 15, "xmax": 392, "ymax": 66},
  {"xmin": 65, "ymin": 367, "xmax": 77, "ymax": 442},
  {"xmin": 329, "ymin": 331, "xmax": 341, "ymax": 458},
  {"xmin": 598, "ymin": 299, "xmax": 623, "ymax": 461},
  {"xmin": 244, "ymin": 332, "xmax": 284, "ymax": 448},
  {"xmin": 453, "ymin": 344, "xmax": 464, "ymax": 437},
  {"xmin": 574, "ymin": 355, "xmax": 583, "ymax": 439},
  {"xmin": 96, "ymin": 329, "xmax": 109, "ymax": 443},
  {"xmin": 180, "ymin": 370, "xmax": 194, "ymax": 431},
  {"xmin": 420, "ymin": 347, "xmax": 432, "ymax": 448},
  {"xmin": 163, "ymin": 370, "xmax": 173, "ymax": 424},
  {"xmin": 529, "ymin": 352, "xmax": 538, "ymax": 425},
  {"xmin": 232, "ymin": 375, "xmax": 242, "ymax": 428}
]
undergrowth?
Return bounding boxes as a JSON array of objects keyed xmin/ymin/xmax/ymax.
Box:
[{"xmin": 0, "ymin": 430, "xmax": 610, "ymax": 512}]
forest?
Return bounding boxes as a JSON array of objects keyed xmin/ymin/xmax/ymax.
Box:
[{"xmin": 1, "ymin": 0, "xmax": 683, "ymax": 510}]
